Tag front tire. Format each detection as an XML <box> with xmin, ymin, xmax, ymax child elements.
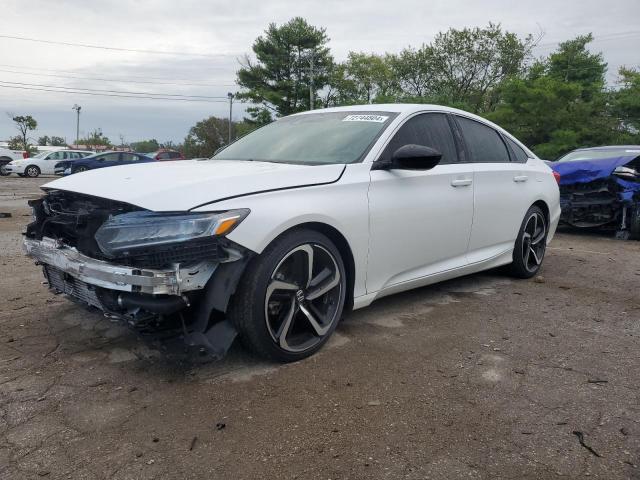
<box><xmin>508</xmin><ymin>205</ymin><xmax>548</xmax><ymax>278</ymax></box>
<box><xmin>229</xmin><ymin>229</ymin><xmax>347</xmax><ymax>362</ymax></box>
<box><xmin>74</xmin><ymin>166</ymin><xmax>88</xmax><ymax>173</ymax></box>
<box><xmin>25</xmin><ymin>165</ymin><xmax>40</xmax><ymax>178</ymax></box>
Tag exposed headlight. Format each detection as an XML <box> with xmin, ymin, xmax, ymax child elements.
<box><xmin>613</xmin><ymin>166</ymin><xmax>638</xmax><ymax>179</ymax></box>
<box><xmin>94</xmin><ymin>209</ymin><xmax>250</xmax><ymax>256</ymax></box>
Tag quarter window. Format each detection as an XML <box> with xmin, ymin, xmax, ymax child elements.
<box><xmin>456</xmin><ymin>116</ymin><xmax>510</xmax><ymax>163</ymax></box>
<box><xmin>505</xmin><ymin>137</ymin><xmax>530</xmax><ymax>163</ymax></box>
<box><xmin>380</xmin><ymin>113</ymin><xmax>458</xmax><ymax>165</ymax></box>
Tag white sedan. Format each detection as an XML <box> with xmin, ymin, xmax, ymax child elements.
<box><xmin>5</xmin><ymin>149</ymin><xmax>92</xmax><ymax>177</ymax></box>
<box><xmin>24</xmin><ymin>104</ymin><xmax>560</xmax><ymax>362</ymax></box>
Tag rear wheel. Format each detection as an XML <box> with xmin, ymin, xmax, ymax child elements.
<box><xmin>25</xmin><ymin>165</ymin><xmax>40</xmax><ymax>178</ymax></box>
<box><xmin>229</xmin><ymin>229</ymin><xmax>347</xmax><ymax>362</ymax></box>
<box><xmin>508</xmin><ymin>205</ymin><xmax>548</xmax><ymax>278</ymax></box>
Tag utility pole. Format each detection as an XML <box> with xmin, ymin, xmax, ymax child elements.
<box><xmin>72</xmin><ymin>104</ymin><xmax>81</xmax><ymax>144</ymax></box>
<box><xmin>227</xmin><ymin>92</ymin><xmax>234</xmax><ymax>145</ymax></box>
<box><xmin>309</xmin><ymin>53</ymin><xmax>314</xmax><ymax>110</ymax></box>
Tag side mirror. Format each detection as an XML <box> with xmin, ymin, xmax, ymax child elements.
<box><xmin>390</xmin><ymin>144</ymin><xmax>442</xmax><ymax>170</ymax></box>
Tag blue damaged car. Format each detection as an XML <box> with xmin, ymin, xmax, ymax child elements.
<box><xmin>549</xmin><ymin>146</ymin><xmax>640</xmax><ymax>239</ymax></box>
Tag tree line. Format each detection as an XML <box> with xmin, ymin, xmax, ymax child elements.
<box><xmin>235</xmin><ymin>18</ymin><xmax>640</xmax><ymax>159</ymax></box>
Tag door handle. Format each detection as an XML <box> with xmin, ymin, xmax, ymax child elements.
<box><xmin>451</xmin><ymin>178</ymin><xmax>472</xmax><ymax>187</ymax></box>
<box><xmin>513</xmin><ymin>175</ymin><xmax>529</xmax><ymax>183</ymax></box>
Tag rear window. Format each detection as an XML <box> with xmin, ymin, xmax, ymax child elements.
<box><xmin>457</xmin><ymin>116</ymin><xmax>510</xmax><ymax>163</ymax></box>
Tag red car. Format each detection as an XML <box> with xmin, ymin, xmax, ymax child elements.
<box><xmin>145</xmin><ymin>149</ymin><xmax>185</xmax><ymax>161</ymax></box>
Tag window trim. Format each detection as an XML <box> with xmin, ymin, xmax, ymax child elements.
<box><xmin>373</xmin><ymin>111</ymin><xmax>462</xmax><ymax>168</ymax></box>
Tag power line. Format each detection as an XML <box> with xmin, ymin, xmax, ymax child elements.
<box><xmin>0</xmin><ymin>80</ymin><xmax>228</xmax><ymax>99</ymax></box>
<box><xmin>0</xmin><ymin>84</ymin><xmax>247</xmax><ymax>103</ymax></box>
<box><xmin>535</xmin><ymin>30</ymin><xmax>640</xmax><ymax>48</ymax></box>
<box><xmin>0</xmin><ymin>68</ymin><xmax>238</xmax><ymax>87</ymax></box>
<box><xmin>0</xmin><ymin>34</ymin><xmax>238</xmax><ymax>58</ymax></box>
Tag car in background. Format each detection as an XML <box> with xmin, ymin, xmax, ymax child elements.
<box><xmin>549</xmin><ymin>146</ymin><xmax>640</xmax><ymax>238</ymax></box>
<box><xmin>55</xmin><ymin>151</ymin><xmax>156</xmax><ymax>175</ymax></box>
<box><xmin>0</xmin><ymin>147</ymin><xmax>27</xmax><ymax>176</ymax></box>
<box><xmin>4</xmin><ymin>150</ymin><xmax>92</xmax><ymax>177</ymax></box>
<box><xmin>145</xmin><ymin>149</ymin><xmax>185</xmax><ymax>161</ymax></box>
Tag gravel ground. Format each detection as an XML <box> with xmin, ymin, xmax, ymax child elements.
<box><xmin>0</xmin><ymin>176</ymin><xmax>639</xmax><ymax>479</ymax></box>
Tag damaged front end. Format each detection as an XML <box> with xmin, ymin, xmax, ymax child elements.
<box><xmin>23</xmin><ymin>190</ymin><xmax>253</xmax><ymax>358</ymax></box>
<box><xmin>553</xmin><ymin>156</ymin><xmax>640</xmax><ymax>239</ymax></box>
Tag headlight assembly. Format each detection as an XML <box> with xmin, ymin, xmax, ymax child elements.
<box><xmin>94</xmin><ymin>209</ymin><xmax>249</xmax><ymax>257</ymax></box>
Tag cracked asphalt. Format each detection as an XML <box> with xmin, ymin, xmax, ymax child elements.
<box><xmin>1</xmin><ymin>176</ymin><xmax>639</xmax><ymax>479</ymax></box>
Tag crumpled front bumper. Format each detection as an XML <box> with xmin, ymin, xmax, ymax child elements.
<box><xmin>23</xmin><ymin>237</ymin><xmax>217</xmax><ymax>295</ymax></box>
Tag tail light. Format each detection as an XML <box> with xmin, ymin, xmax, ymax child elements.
<box><xmin>22</xmin><ymin>151</ymin><xmax>28</xmax><ymax>159</ymax></box>
<box><xmin>553</xmin><ymin>171</ymin><xmax>561</xmax><ymax>185</ymax></box>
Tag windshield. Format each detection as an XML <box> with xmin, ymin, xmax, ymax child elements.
<box><xmin>557</xmin><ymin>148</ymin><xmax>640</xmax><ymax>162</ymax></box>
<box><xmin>32</xmin><ymin>151</ymin><xmax>49</xmax><ymax>159</ymax></box>
<box><xmin>213</xmin><ymin>111</ymin><xmax>396</xmax><ymax>165</ymax></box>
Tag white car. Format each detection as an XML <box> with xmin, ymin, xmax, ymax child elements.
<box><xmin>0</xmin><ymin>147</ymin><xmax>26</xmax><ymax>176</ymax></box>
<box><xmin>5</xmin><ymin>149</ymin><xmax>92</xmax><ymax>177</ymax></box>
<box><xmin>24</xmin><ymin>104</ymin><xmax>560</xmax><ymax>362</ymax></box>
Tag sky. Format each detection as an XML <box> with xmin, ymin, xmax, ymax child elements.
<box><xmin>0</xmin><ymin>0</ymin><xmax>638</xmax><ymax>144</ymax></box>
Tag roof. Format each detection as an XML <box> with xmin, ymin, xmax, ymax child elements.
<box><xmin>297</xmin><ymin>103</ymin><xmax>456</xmax><ymax>115</ymax></box>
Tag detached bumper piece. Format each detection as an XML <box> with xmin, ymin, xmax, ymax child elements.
<box><xmin>24</xmin><ymin>237</ymin><xmax>216</xmax><ymax>295</ymax></box>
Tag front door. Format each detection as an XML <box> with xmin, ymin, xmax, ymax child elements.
<box><xmin>367</xmin><ymin>112</ymin><xmax>474</xmax><ymax>294</ymax></box>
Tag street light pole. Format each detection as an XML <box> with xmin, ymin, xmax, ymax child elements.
<box><xmin>227</xmin><ymin>92</ymin><xmax>234</xmax><ymax>145</ymax></box>
<box><xmin>72</xmin><ymin>104</ymin><xmax>81</xmax><ymax>144</ymax></box>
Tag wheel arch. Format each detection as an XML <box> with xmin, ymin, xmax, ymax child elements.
<box><xmin>267</xmin><ymin>221</ymin><xmax>356</xmax><ymax>313</ymax></box>
<box><xmin>532</xmin><ymin>199</ymin><xmax>550</xmax><ymax>225</ymax></box>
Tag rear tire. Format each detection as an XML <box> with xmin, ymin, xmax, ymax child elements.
<box><xmin>25</xmin><ymin>165</ymin><xmax>40</xmax><ymax>178</ymax></box>
<box><xmin>508</xmin><ymin>205</ymin><xmax>548</xmax><ymax>279</ymax></box>
<box><xmin>228</xmin><ymin>229</ymin><xmax>347</xmax><ymax>362</ymax></box>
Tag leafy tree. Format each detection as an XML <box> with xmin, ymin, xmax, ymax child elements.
<box><xmin>426</xmin><ymin>23</ymin><xmax>534</xmax><ymax>112</ymax></box>
<box><xmin>130</xmin><ymin>139</ymin><xmax>160</xmax><ymax>153</ymax></box>
<box><xmin>613</xmin><ymin>67</ymin><xmax>640</xmax><ymax>132</ymax></box>
<box><xmin>237</xmin><ymin>17</ymin><xmax>333</xmax><ymax>123</ymax></box>
<box><xmin>50</xmin><ymin>136</ymin><xmax>66</xmax><ymax>146</ymax></box>
<box><xmin>486</xmin><ymin>35</ymin><xmax>623</xmax><ymax>159</ymax></box>
<box><xmin>77</xmin><ymin>128</ymin><xmax>111</xmax><ymax>147</ymax></box>
<box><xmin>37</xmin><ymin>135</ymin><xmax>66</xmax><ymax>146</ymax></box>
<box><xmin>10</xmin><ymin>115</ymin><xmax>37</xmax><ymax>151</ymax></box>
<box><xmin>183</xmin><ymin>116</ymin><xmax>232</xmax><ymax>158</ymax></box>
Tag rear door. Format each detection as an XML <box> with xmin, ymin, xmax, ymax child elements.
<box><xmin>367</xmin><ymin>112</ymin><xmax>475</xmax><ymax>294</ymax></box>
<box><xmin>454</xmin><ymin>115</ymin><xmax>536</xmax><ymax>263</ymax></box>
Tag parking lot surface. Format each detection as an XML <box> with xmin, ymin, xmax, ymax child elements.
<box><xmin>1</xmin><ymin>176</ymin><xmax>639</xmax><ymax>479</ymax></box>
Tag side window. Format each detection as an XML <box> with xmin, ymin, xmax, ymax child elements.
<box><xmin>456</xmin><ymin>116</ymin><xmax>510</xmax><ymax>163</ymax></box>
<box><xmin>120</xmin><ymin>153</ymin><xmax>136</xmax><ymax>161</ymax></box>
<box><xmin>380</xmin><ymin>113</ymin><xmax>458</xmax><ymax>165</ymax></box>
<box><xmin>103</xmin><ymin>153</ymin><xmax>119</xmax><ymax>162</ymax></box>
<box><xmin>157</xmin><ymin>152</ymin><xmax>170</xmax><ymax>160</ymax></box>
<box><xmin>505</xmin><ymin>137</ymin><xmax>530</xmax><ymax>163</ymax></box>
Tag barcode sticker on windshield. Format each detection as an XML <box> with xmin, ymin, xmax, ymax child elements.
<box><xmin>343</xmin><ymin>114</ymin><xmax>389</xmax><ymax>123</ymax></box>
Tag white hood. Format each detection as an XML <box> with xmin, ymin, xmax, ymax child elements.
<box><xmin>43</xmin><ymin>159</ymin><xmax>345</xmax><ymax>211</ymax></box>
